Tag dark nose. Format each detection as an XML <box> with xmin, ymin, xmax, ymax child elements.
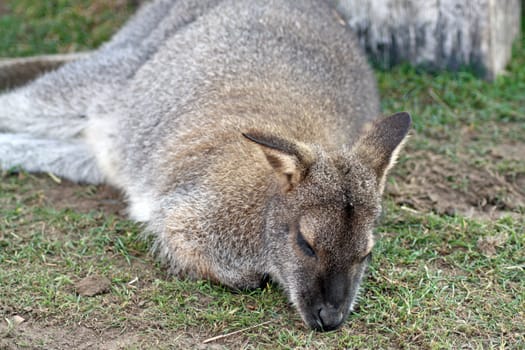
<box><xmin>318</xmin><ymin>305</ymin><xmax>344</xmax><ymax>331</ymax></box>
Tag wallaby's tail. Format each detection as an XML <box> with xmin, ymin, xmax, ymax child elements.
<box><xmin>0</xmin><ymin>52</ymin><xmax>90</xmax><ymax>91</ymax></box>
<box><xmin>0</xmin><ymin>51</ymin><xmax>99</xmax><ymax>140</ymax></box>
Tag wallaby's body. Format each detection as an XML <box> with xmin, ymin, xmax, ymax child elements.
<box><xmin>0</xmin><ymin>0</ymin><xmax>410</xmax><ymax>331</ymax></box>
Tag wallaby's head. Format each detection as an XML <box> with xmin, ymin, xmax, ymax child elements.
<box><xmin>243</xmin><ymin>112</ymin><xmax>411</xmax><ymax>331</ymax></box>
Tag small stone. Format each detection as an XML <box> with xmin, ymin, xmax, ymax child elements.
<box><xmin>75</xmin><ymin>275</ymin><xmax>111</xmax><ymax>297</ymax></box>
<box><xmin>12</xmin><ymin>315</ymin><xmax>25</xmax><ymax>326</ymax></box>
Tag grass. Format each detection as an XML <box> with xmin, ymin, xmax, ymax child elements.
<box><xmin>1</xmin><ymin>1</ymin><xmax>524</xmax><ymax>349</ymax></box>
<box><xmin>0</xmin><ymin>0</ymin><xmax>135</xmax><ymax>56</ymax></box>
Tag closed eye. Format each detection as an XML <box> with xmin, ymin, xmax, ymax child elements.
<box><xmin>296</xmin><ymin>230</ymin><xmax>316</xmax><ymax>257</ymax></box>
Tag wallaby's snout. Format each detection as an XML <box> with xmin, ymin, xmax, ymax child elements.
<box><xmin>318</xmin><ymin>305</ymin><xmax>345</xmax><ymax>331</ymax></box>
<box><xmin>314</xmin><ymin>253</ymin><xmax>372</xmax><ymax>331</ymax></box>
<box><xmin>306</xmin><ymin>272</ymin><xmax>355</xmax><ymax>331</ymax></box>
<box><xmin>291</xmin><ymin>250</ymin><xmax>373</xmax><ymax>332</ymax></box>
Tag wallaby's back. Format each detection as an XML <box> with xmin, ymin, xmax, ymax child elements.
<box><xmin>89</xmin><ymin>0</ymin><xmax>380</xmax><ymax>218</ymax></box>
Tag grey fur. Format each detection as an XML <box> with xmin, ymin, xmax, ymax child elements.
<box><xmin>0</xmin><ymin>0</ymin><xmax>410</xmax><ymax>331</ymax></box>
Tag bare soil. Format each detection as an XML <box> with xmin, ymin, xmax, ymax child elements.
<box><xmin>35</xmin><ymin>176</ymin><xmax>125</xmax><ymax>215</ymax></box>
<box><xmin>0</xmin><ymin>312</ymin><xmax>259</xmax><ymax>349</ymax></box>
<box><xmin>0</xmin><ymin>321</ymin><xmax>228</xmax><ymax>350</ymax></box>
<box><xmin>0</xmin><ymin>1</ymin><xmax>9</xmax><ymax>16</ymax></box>
<box><xmin>1</xmin><ymin>323</ymin><xmax>141</xmax><ymax>350</ymax></box>
<box><xmin>387</xmin><ymin>134</ymin><xmax>525</xmax><ymax>220</ymax></box>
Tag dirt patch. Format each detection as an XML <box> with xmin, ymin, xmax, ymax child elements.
<box><xmin>0</xmin><ymin>319</ymin><xmax>251</xmax><ymax>349</ymax></box>
<box><xmin>43</xmin><ymin>180</ymin><xmax>125</xmax><ymax>216</ymax></box>
<box><xmin>1</xmin><ymin>322</ymin><xmax>145</xmax><ymax>350</ymax></box>
<box><xmin>0</xmin><ymin>2</ymin><xmax>9</xmax><ymax>16</ymax></box>
<box><xmin>387</xmin><ymin>137</ymin><xmax>525</xmax><ymax>220</ymax></box>
<box><xmin>14</xmin><ymin>173</ymin><xmax>126</xmax><ymax>216</ymax></box>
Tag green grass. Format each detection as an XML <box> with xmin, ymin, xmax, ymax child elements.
<box><xmin>1</xmin><ymin>1</ymin><xmax>524</xmax><ymax>349</ymax></box>
<box><xmin>0</xmin><ymin>0</ymin><xmax>134</xmax><ymax>56</ymax></box>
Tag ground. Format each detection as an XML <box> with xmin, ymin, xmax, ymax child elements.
<box><xmin>1</xmin><ymin>1</ymin><xmax>524</xmax><ymax>349</ymax></box>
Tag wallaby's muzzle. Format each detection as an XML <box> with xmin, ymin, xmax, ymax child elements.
<box><xmin>287</xmin><ymin>245</ymin><xmax>372</xmax><ymax>331</ymax></box>
<box><xmin>301</xmin><ymin>299</ymin><xmax>352</xmax><ymax>332</ymax></box>
<box><xmin>317</xmin><ymin>305</ymin><xmax>345</xmax><ymax>331</ymax></box>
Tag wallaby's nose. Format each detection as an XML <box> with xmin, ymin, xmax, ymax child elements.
<box><xmin>318</xmin><ymin>306</ymin><xmax>344</xmax><ymax>331</ymax></box>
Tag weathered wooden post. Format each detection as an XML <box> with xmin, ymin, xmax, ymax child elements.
<box><xmin>334</xmin><ymin>0</ymin><xmax>522</xmax><ymax>79</ymax></box>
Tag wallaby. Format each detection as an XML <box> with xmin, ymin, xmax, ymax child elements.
<box><xmin>0</xmin><ymin>0</ymin><xmax>411</xmax><ymax>331</ymax></box>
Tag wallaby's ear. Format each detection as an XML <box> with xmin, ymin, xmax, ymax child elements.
<box><xmin>354</xmin><ymin>112</ymin><xmax>411</xmax><ymax>188</ymax></box>
<box><xmin>243</xmin><ymin>131</ymin><xmax>314</xmax><ymax>192</ymax></box>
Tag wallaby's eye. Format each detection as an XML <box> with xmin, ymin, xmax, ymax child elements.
<box><xmin>345</xmin><ymin>202</ymin><xmax>354</xmax><ymax>216</ymax></box>
<box><xmin>296</xmin><ymin>230</ymin><xmax>316</xmax><ymax>257</ymax></box>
